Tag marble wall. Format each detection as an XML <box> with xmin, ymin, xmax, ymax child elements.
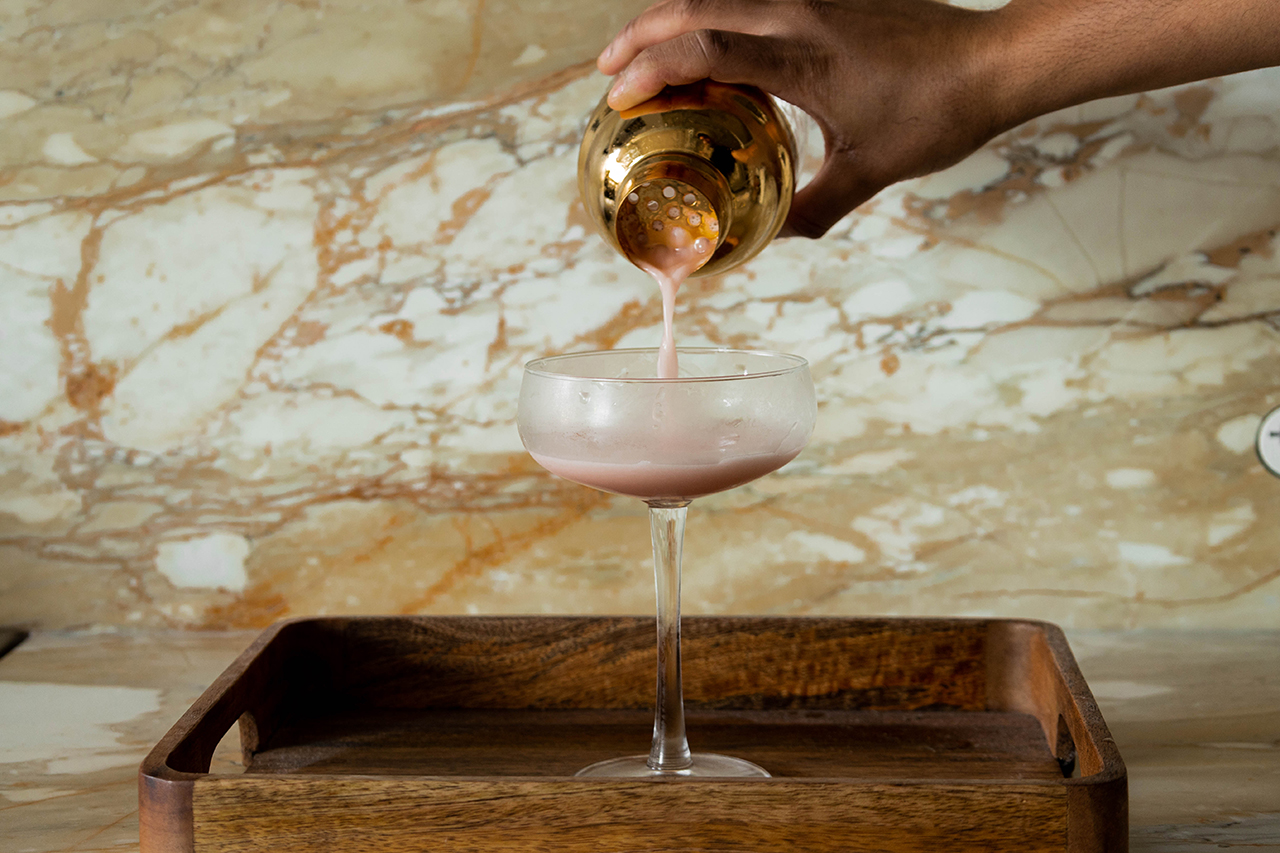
<box><xmin>2</xmin><ymin>0</ymin><xmax>1278</xmax><ymax>631</ymax></box>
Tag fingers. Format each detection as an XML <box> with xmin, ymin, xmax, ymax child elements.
<box><xmin>599</xmin><ymin>0</ymin><xmax>783</xmax><ymax>76</ymax></box>
<box><xmin>782</xmin><ymin>152</ymin><xmax>881</xmax><ymax>238</ymax></box>
<box><xmin>608</xmin><ymin>29</ymin><xmax>803</xmax><ymax>111</ymax></box>
<box><xmin>597</xmin><ymin>0</ymin><xmax>878</xmax><ymax>236</ymax></box>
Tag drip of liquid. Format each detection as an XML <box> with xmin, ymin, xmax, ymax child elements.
<box><xmin>633</xmin><ymin>228</ymin><xmax>704</xmax><ymax>379</ymax></box>
<box><xmin>618</xmin><ymin>180</ymin><xmax>719</xmax><ymax>378</ymax></box>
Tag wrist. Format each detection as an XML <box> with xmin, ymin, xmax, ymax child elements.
<box><xmin>935</xmin><ymin>2</ymin><xmax>1045</xmax><ymax>150</ymax></box>
<box><xmin>978</xmin><ymin>0</ymin><xmax>1280</xmax><ymax>132</ymax></box>
<box><xmin>972</xmin><ymin>0</ymin><xmax>1077</xmax><ymax>135</ymax></box>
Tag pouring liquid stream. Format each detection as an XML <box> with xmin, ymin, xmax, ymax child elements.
<box><xmin>633</xmin><ymin>244</ymin><xmax>702</xmax><ymax>380</ymax></box>
<box><xmin>620</xmin><ymin>181</ymin><xmax>718</xmax><ymax>379</ymax></box>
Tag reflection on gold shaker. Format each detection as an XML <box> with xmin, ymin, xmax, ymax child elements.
<box><xmin>578</xmin><ymin>81</ymin><xmax>798</xmax><ymax>277</ymax></box>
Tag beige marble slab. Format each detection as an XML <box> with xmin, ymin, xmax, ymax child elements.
<box><xmin>0</xmin><ymin>629</ymin><xmax>1276</xmax><ymax>851</ymax></box>
<box><xmin>1</xmin><ymin>0</ymin><xmax>1279</xmax><ymax>631</ymax></box>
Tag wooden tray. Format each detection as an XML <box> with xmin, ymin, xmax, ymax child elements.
<box><xmin>139</xmin><ymin>616</ymin><xmax>1126</xmax><ymax>852</ymax></box>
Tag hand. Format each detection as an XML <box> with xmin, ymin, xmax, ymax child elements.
<box><xmin>599</xmin><ymin>0</ymin><xmax>1280</xmax><ymax>240</ymax></box>
<box><xmin>598</xmin><ymin>0</ymin><xmax>1012</xmax><ymax>238</ymax></box>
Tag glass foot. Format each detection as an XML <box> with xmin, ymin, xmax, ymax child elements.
<box><xmin>575</xmin><ymin>753</ymin><xmax>770</xmax><ymax>778</ymax></box>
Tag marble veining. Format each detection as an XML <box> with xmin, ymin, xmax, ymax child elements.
<box><xmin>1</xmin><ymin>0</ymin><xmax>1279</xmax><ymax>630</ymax></box>
<box><xmin>0</xmin><ymin>681</ymin><xmax>161</xmax><ymax>773</ymax></box>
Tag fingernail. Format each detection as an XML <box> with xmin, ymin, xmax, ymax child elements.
<box><xmin>600</xmin><ymin>42</ymin><xmax>614</xmax><ymax>61</ymax></box>
<box><xmin>609</xmin><ymin>75</ymin><xmax>626</xmax><ymax>103</ymax></box>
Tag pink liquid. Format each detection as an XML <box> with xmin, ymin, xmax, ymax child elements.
<box><xmin>530</xmin><ymin>448</ymin><xmax>801</xmax><ymax>501</ymax></box>
<box><xmin>630</xmin><ymin>215</ymin><xmax>711</xmax><ymax>379</ymax></box>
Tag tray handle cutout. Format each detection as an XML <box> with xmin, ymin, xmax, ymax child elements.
<box><xmin>985</xmin><ymin>620</ymin><xmax>1128</xmax><ymax>852</ymax></box>
<box><xmin>1055</xmin><ymin>713</ymin><xmax>1079</xmax><ymax>778</ymax></box>
<box><xmin>140</xmin><ymin>620</ymin><xmax>332</xmax><ymax>853</ymax></box>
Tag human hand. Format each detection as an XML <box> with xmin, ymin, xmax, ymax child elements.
<box><xmin>597</xmin><ymin>0</ymin><xmax>1013</xmax><ymax>238</ymax></box>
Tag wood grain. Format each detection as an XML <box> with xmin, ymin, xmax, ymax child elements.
<box><xmin>322</xmin><ymin>616</ymin><xmax>990</xmax><ymax>711</ymax></box>
<box><xmin>138</xmin><ymin>616</ymin><xmax>1126</xmax><ymax>853</ymax></box>
<box><xmin>192</xmin><ymin>777</ymin><xmax>1068</xmax><ymax>853</ymax></box>
<box><xmin>244</xmin><ymin>707</ymin><xmax>1064</xmax><ymax>779</ymax></box>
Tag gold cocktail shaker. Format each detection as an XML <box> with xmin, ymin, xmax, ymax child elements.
<box><xmin>578</xmin><ymin>81</ymin><xmax>798</xmax><ymax>278</ymax></box>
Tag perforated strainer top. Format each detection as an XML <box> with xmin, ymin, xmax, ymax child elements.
<box><xmin>615</xmin><ymin>177</ymin><xmax>721</xmax><ymax>271</ymax></box>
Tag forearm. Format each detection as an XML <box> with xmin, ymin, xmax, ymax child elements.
<box><xmin>989</xmin><ymin>0</ymin><xmax>1280</xmax><ymax>129</ymax></box>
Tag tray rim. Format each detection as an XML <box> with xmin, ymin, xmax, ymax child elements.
<box><xmin>138</xmin><ymin>615</ymin><xmax>1127</xmax><ymax>852</ymax></box>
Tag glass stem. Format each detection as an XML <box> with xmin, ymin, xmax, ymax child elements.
<box><xmin>646</xmin><ymin>499</ymin><xmax>693</xmax><ymax>772</ymax></box>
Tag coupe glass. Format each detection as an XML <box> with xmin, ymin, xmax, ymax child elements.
<box><xmin>517</xmin><ymin>347</ymin><xmax>816</xmax><ymax>777</ymax></box>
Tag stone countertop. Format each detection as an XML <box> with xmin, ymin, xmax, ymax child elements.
<box><xmin>1</xmin><ymin>628</ymin><xmax>1276</xmax><ymax>851</ymax></box>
